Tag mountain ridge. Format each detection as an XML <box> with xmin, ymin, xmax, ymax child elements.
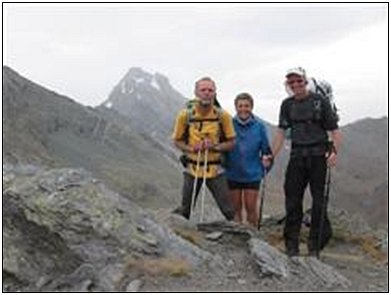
<box><xmin>3</xmin><ymin>65</ymin><xmax>388</xmax><ymax>227</ymax></box>
<box><xmin>3</xmin><ymin>66</ymin><xmax>180</xmax><ymax>209</ymax></box>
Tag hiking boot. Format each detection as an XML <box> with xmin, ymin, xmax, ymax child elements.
<box><xmin>172</xmin><ymin>206</ymin><xmax>182</xmax><ymax>214</ymax></box>
<box><xmin>307</xmin><ymin>250</ymin><xmax>319</xmax><ymax>258</ymax></box>
<box><xmin>286</xmin><ymin>249</ymin><xmax>299</xmax><ymax>258</ymax></box>
<box><xmin>172</xmin><ymin>206</ymin><xmax>189</xmax><ymax>219</ymax></box>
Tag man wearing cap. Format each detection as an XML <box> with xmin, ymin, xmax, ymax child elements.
<box><xmin>264</xmin><ymin>67</ymin><xmax>342</xmax><ymax>258</ymax></box>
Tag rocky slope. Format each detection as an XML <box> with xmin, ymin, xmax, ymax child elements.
<box><xmin>333</xmin><ymin>117</ymin><xmax>388</xmax><ymax>228</ymax></box>
<box><xmin>3</xmin><ymin>66</ymin><xmax>180</xmax><ymax>209</ymax></box>
<box><xmin>3</xmin><ymin>165</ymin><xmax>221</xmax><ymax>291</ymax></box>
<box><xmin>2</xmin><ymin>66</ymin><xmax>388</xmax><ymax>291</ymax></box>
<box><xmin>3</xmin><ymin>165</ymin><xmax>387</xmax><ymax>292</ymax></box>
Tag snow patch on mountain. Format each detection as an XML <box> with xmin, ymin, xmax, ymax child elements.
<box><xmin>135</xmin><ymin>77</ymin><xmax>145</xmax><ymax>84</ymax></box>
<box><xmin>151</xmin><ymin>77</ymin><xmax>160</xmax><ymax>91</ymax></box>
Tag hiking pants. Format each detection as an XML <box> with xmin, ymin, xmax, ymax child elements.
<box><xmin>180</xmin><ymin>172</ymin><xmax>235</xmax><ymax>221</ymax></box>
<box><xmin>283</xmin><ymin>155</ymin><xmax>332</xmax><ymax>253</ymax></box>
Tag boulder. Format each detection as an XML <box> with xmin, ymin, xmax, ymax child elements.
<box><xmin>249</xmin><ymin>238</ymin><xmax>351</xmax><ymax>290</ymax></box>
<box><xmin>3</xmin><ymin>166</ymin><xmax>220</xmax><ymax>291</ymax></box>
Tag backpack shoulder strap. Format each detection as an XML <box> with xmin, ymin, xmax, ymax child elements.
<box><xmin>185</xmin><ymin>99</ymin><xmax>197</xmax><ymax>124</ymax></box>
<box><xmin>311</xmin><ymin>93</ymin><xmax>326</xmax><ymax>123</ymax></box>
<box><xmin>183</xmin><ymin>104</ymin><xmax>196</xmax><ymax>143</ymax></box>
<box><xmin>312</xmin><ymin>78</ymin><xmax>327</xmax><ymax>98</ymax></box>
<box><xmin>213</xmin><ymin>106</ymin><xmax>226</xmax><ymax>141</ymax></box>
<box><xmin>284</xmin><ymin>96</ymin><xmax>295</xmax><ymax>125</ymax></box>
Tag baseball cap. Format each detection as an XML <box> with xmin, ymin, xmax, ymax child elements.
<box><xmin>286</xmin><ymin>67</ymin><xmax>307</xmax><ymax>79</ymax></box>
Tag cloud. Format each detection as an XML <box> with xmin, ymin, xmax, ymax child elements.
<box><xmin>4</xmin><ymin>3</ymin><xmax>388</xmax><ymax>124</ymax></box>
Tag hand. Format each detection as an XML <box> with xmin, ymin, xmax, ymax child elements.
<box><xmin>326</xmin><ymin>151</ymin><xmax>337</xmax><ymax>167</ymax></box>
<box><xmin>262</xmin><ymin>155</ymin><xmax>273</xmax><ymax>168</ymax></box>
<box><xmin>192</xmin><ymin>142</ymin><xmax>203</xmax><ymax>153</ymax></box>
<box><xmin>203</xmin><ymin>138</ymin><xmax>214</xmax><ymax>151</ymax></box>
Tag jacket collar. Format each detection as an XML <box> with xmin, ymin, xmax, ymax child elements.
<box><xmin>234</xmin><ymin>114</ymin><xmax>255</xmax><ymax>126</ymax></box>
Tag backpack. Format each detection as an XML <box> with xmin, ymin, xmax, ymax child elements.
<box><xmin>182</xmin><ymin>98</ymin><xmax>224</xmax><ymax>144</ymax></box>
<box><xmin>308</xmin><ymin>78</ymin><xmax>339</xmax><ymax>122</ymax></box>
<box><xmin>179</xmin><ymin>99</ymin><xmax>226</xmax><ymax>168</ymax></box>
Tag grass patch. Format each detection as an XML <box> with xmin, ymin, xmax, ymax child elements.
<box><xmin>333</xmin><ymin>230</ymin><xmax>388</xmax><ymax>263</ymax></box>
<box><xmin>173</xmin><ymin>227</ymin><xmax>203</xmax><ymax>247</ymax></box>
<box><xmin>124</xmin><ymin>257</ymin><xmax>191</xmax><ymax>277</ymax></box>
<box><xmin>265</xmin><ymin>231</ymin><xmax>284</xmax><ymax>249</ymax></box>
<box><xmin>319</xmin><ymin>226</ymin><xmax>388</xmax><ymax>263</ymax></box>
<box><xmin>265</xmin><ymin>226</ymin><xmax>387</xmax><ymax>264</ymax></box>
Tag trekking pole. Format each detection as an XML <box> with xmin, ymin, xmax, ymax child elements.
<box><xmin>189</xmin><ymin>150</ymin><xmax>201</xmax><ymax>220</ymax></box>
<box><xmin>317</xmin><ymin>165</ymin><xmax>331</xmax><ymax>257</ymax></box>
<box><xmin>258</xmin><ymin>166</ymin><xmax>267</xmax><ymax>230</ymax></box>
<box><xmin>199</xmin><ymin>148</ymin><xmax>208</xmax><ymax>223</ymax></box>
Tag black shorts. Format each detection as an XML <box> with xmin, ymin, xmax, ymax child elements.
<box><xmin>227</xmin><ymin>180</ymin><xmax>261</xmax><ymax>190</ymax></box>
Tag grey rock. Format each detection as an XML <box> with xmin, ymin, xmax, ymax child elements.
<box><xmin>249</xmin><ymin>238</ymin><xmax>351</xmax><ymax>289</ymax></box>
<box><xmin>294</xmin><ymin>256</ymin><xmax>351</xmax><ymax>289</ymax></box>
<box><xmin>126</xmin><ymin>279</ymin><xmax>143</xmax><ymax>292</ymax></box>
<box><xmin>238</xmin><ymin>278</ymin><xmax>246</xmax><ymax>285</ymax></box>
<box><xmin>197</xmin><ymin>220</ymin><xmax>255</xmax><ymax>240</ymax></box>
<box><xmin>227</xmin><ymin>272</ymin><xmax>239</xmax><ymax>279</ymax></box>
<box><xmin>3</xmin><ymin>167</ymin><xmax>220</xmax><ymax>291</ymax></box>
<box><xmin>205</xmin><ymin>231</ymin><xmax>223</xmax><ymax>241</ymax></box>
<box><xmin>248</xmin><ymin>238</ymin><xmax>289</xmax><ymax>278</ymax></box>
<box><xmin>143</xmin><ymin>217</ymin><xmax>222</xmax><ymax>269</ymax></box>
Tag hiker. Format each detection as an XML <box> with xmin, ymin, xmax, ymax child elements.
<box><xmin>224</xmin><ymin>93</ymin><xmax>272</xmax><ymax>228</ymax></box>
<box><xmin>172</xmin><ymin>77</ymin><xmax>236</xmax><ymax>221</ymax></box>
<box><xmin>263</xmin><ymin>67</ymin><xmax>342</xmax><ymax>257</ymax></box>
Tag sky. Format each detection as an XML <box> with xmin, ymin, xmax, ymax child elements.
<box><xmin>4</xmin><ymin>3</ymin><xmax>388</xmax><ymax>125</ymax></box>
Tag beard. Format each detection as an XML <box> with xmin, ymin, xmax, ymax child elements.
<box><xmin>199</xmin><ymin>99</ymin><xmax>212</xmax><ymax>107</ymax></box>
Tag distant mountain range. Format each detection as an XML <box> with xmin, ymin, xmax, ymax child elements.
<box><xmin>3</xmin><ymin>66</ymin><xmax>388</xmax><ymax>228</ymax></box>
<box><xmin>333</xmin><ymin>117</ymin><xmax>388</xmax><ymax>227</ymax></box>
<box><xmin>3</xmin><ymin>66</ymin><xmax>179</xmax><ymax>209</ymax></box>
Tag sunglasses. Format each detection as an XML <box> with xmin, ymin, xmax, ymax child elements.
<box><xmin>287</xmin><ymin>79</ymin><xmax>305</xmax><ymax>85</ymax></box>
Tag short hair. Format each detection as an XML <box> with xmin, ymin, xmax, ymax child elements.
<box><xmin>234</xmin><ymin>93</ymin><xmax>254</xmax><ymax>108</ymax></box>
<box><xmin>195</xmin><ymin>76</ymin><xmax>216</xmax><ymax>91</ymax></box>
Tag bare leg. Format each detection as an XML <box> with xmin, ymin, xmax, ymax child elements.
<box><xmin>230</xmin><ymin>189</ymin><xmax>243</xmax><ymax>223</ymax></box>
<box><xmin>243</xmin><ymin>189</ymin><xmax>260</xmax><ymax>228</ymax></box>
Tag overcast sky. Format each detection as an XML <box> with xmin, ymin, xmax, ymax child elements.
<box><xmin>4</xmin><ymin>3</ymin><xmax>388</xmax><ymax>125</ymax></box>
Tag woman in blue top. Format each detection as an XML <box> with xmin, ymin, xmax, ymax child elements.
<box><xmin>225</xmin><ymin>93</ymin><xmax>271</xmax><ymax>228</ymax></box>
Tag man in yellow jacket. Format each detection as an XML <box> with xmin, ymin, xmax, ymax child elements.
<box><xmin>172</xmin><ymin>77</ymin><xmax>236</xmax><ymax>220</ymax></box>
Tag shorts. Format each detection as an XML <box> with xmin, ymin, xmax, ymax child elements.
<box><xmin>227</xmin><ymin>180</ymin><xmax>261</xmax><ymax>190</ymax></box>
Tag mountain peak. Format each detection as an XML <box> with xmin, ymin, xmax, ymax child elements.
<box><xmin>117</xmin><ymin>67</ymin><xmax>172</xmax><ymax>94</ymax></box>
<box><xmin>124</xmin><ymin>67</ymin><xmax>153</xmax><ymax>82</ymax></box>
<box><xmin>101</xmin><ymin>67</ymin><xmax>186</xmax><ymax>138</ymax></box>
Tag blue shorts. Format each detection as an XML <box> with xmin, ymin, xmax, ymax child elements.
<box><xmin>227</xmin><ymin>180</ymin><xmax>261</xmax><ymax>190</ymax></box>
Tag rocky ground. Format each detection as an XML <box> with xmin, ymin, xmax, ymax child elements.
<box><xmin>3</xmin><ymin>165</ymin><xmax>388</xmax><ymax>292</ymax></box>
<box><xmin>141</xmin><ymin>214</ymin><xmax>388</xmax><ymax>292</ymax></box>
